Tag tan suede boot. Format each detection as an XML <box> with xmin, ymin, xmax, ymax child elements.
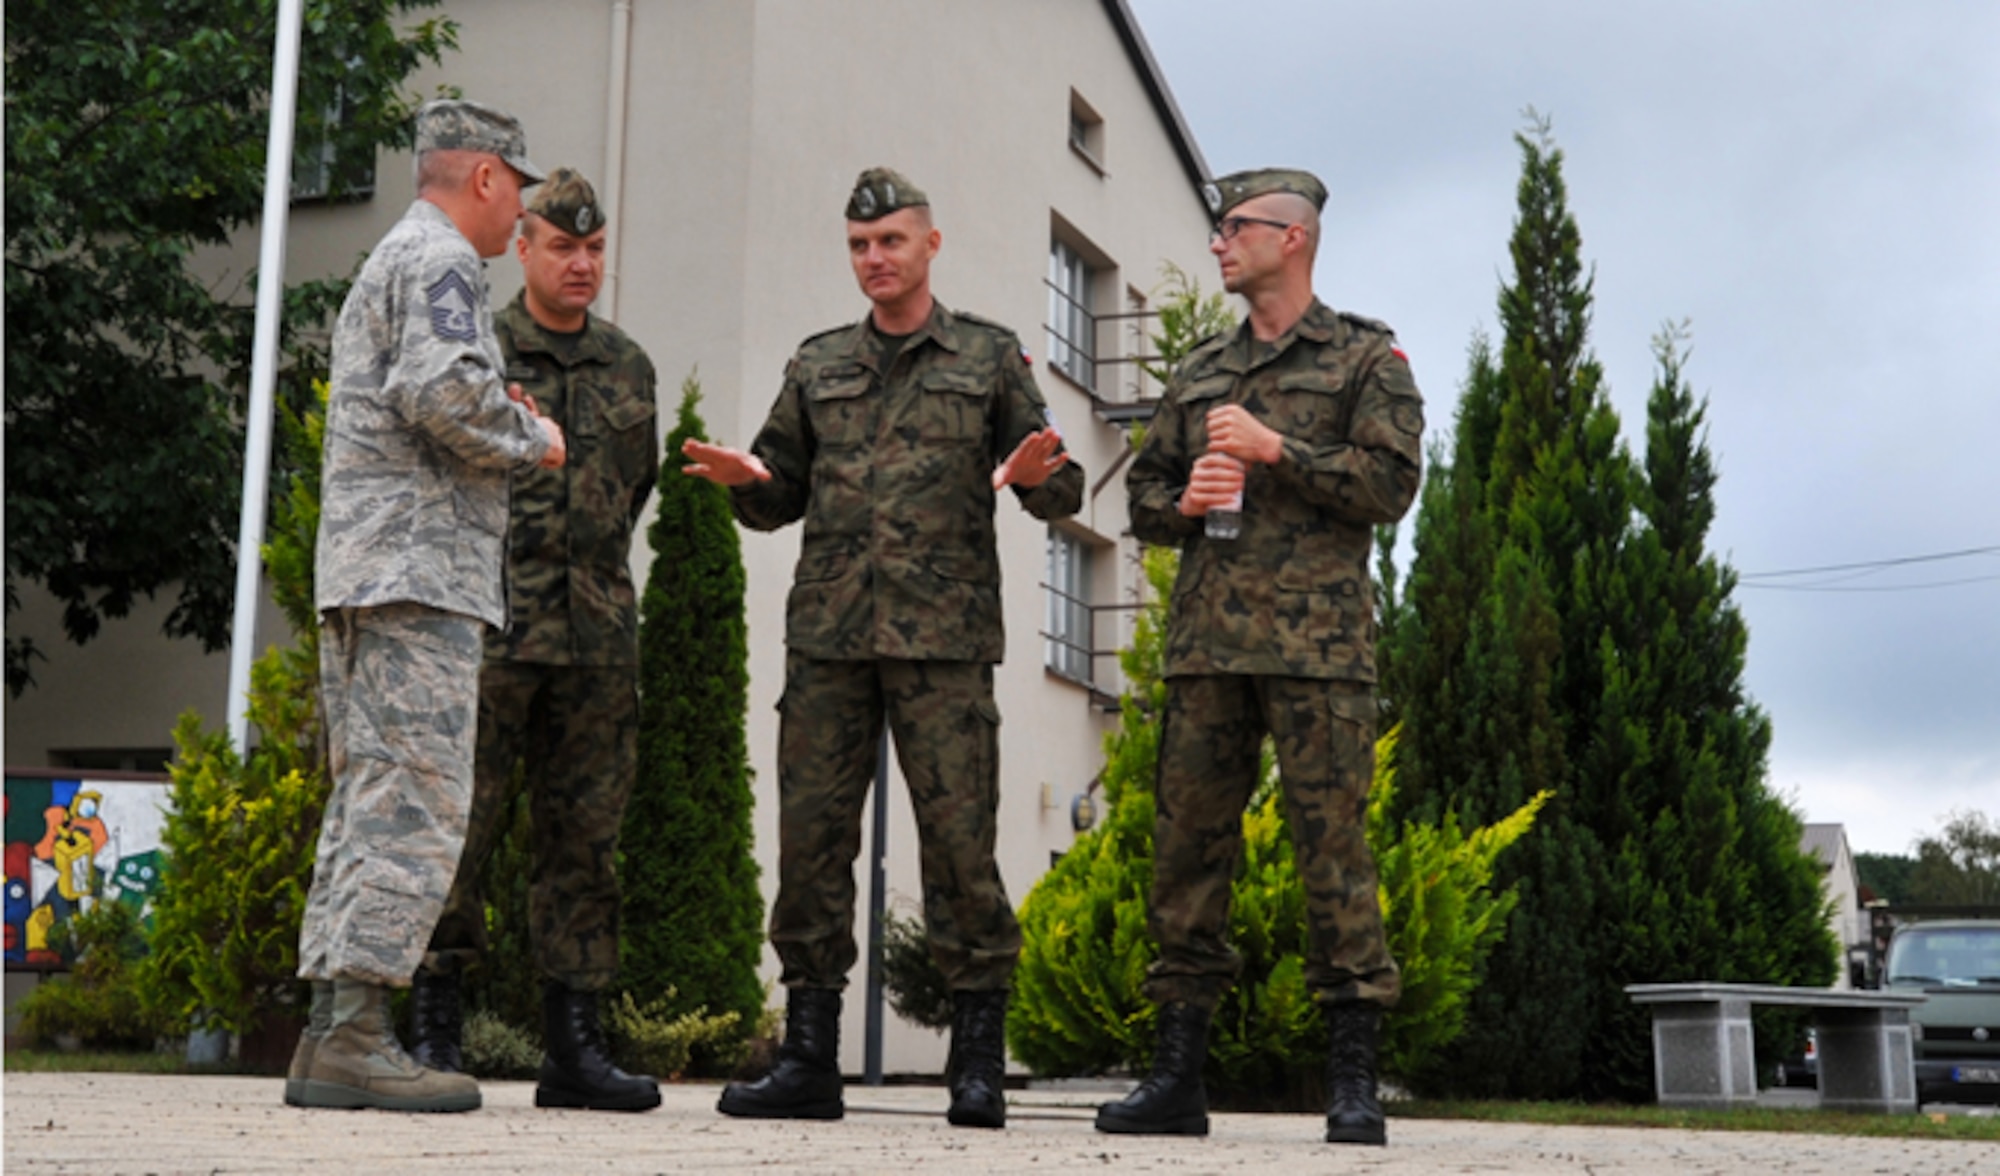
<box><xmin>283</xmin><ymin>981</ymin><xmax>334</xmax><ymax>1107</ymax></box>
<box><xmin>299</xmin><ymin>981</ymin><xmax>480</xmax><ymax>1112</ymax></box>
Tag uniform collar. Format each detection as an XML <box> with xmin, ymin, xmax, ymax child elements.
<box><xmin>1217</xmin><ymin>297</ymin><xmax>1337</xmax><ymax>373</ymax></box>
<box><xmin>842</xmin><ymin>299</ymin><xmax>964</xmax><ymax>372</ymax></box>
<box><xmin>499</xmin><ymin>290</ymin><xmax>613</xmax><ymax>365</ymax></box>
<box><xmin>410</xmin><ymin>197</ymin><xmax>470</xmax><ymax>244</ymax></box>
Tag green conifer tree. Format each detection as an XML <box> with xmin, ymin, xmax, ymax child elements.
<box><xmin>1385</xmin><ymin>118</ymin><xmax>1612</xmax><ymax>1096</ymax></box>
<box><xmin>618</xmin><ymin>373</ymin><xmax>765</xmax><ymax>1066</ymax></box>
<box><xmin>1588</xmin><ymin>326</ymin><xmax>1834</xmax><ymax>1097</ymax></box>
<box><xmin>1381</xmin><ymin>121</ymin><xmax>1836</xmax><ymax>1099</ymax></box>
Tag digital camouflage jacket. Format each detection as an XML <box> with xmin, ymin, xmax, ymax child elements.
<box><xmin>487</xmin><ymin>293</ymin><xmax>659</xmax><ymax>665</ymax></box>
<box><xmin>1128</xmin><ymin>299</ymin><xmax>1424</xmax><ymax>682</ymax></box>
<box><xmin>732</xmin><ymin>301</ymin><xmax>1084</xmax><ymax>663</ymax></box>
<box><xmin>317</xmin><ymin>200</ymin><xmax>551</xmax><ymax>628</ymax></box>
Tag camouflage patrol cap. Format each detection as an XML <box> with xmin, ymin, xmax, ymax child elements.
<box><xmin>1202</xmin><ymin>168</ymin><xmax>1327</xmax><ymax>219</ymax></box>
<box><xmin>845</xmin><ymin>167</ymin><xmax>928</xmax><ymax>221</ymax></box>
<box><xmin>414</xmin><ymin>99</ymin><xmax>546</xmax><ymax>184</ymax></box>
<box><xmin>525</xmin><ymin>168</ymin><xmax>604</xmax><ymax>237</ymax></box>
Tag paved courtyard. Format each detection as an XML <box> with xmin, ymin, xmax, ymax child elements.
<box><xmin>5</xmin><ymin>1072</ymin><xmax>1997</xmax><ymax>1174</ymax></box>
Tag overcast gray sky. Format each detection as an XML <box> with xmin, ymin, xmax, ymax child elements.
<box><xmin>1128</xmin><ymin>0</ymin><xmax>2000</xmax><ymax>857</ymax></box>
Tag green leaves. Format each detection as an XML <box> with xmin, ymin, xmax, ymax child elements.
<box><xmin>4</xmin><ymin>1</ymin><xmax>456</xmax><ymax>693</ymax></box>
<box><xmin>139</xmin><ymin>383</ymin><xmax>329</xmax><ymax>1038</ymax></box>
<box><xmin>1007</xmin><ymin>541</ymin><xmax>1544</xmax><ymax>1103</ymax></box>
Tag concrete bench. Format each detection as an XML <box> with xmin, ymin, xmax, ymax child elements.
<box><xmin>1625</xmin><ymin>983</ymin><xmax>1926</xmax><ymax>1113</ymax></box>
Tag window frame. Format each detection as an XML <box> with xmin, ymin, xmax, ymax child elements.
<box><xmin>1044</xmin><ymin>527</ymin><xmax>1097</xmax><ymax>685</ymax></box>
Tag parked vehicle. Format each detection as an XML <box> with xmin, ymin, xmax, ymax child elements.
<box><xmin>1772</xmin><ymin>1028</ymin><xmax>1818</xmax><ymax>1089</ymax></box>
<box><xmin>1882</xmin><ymin>919</ymin><xmax>2000</xmax><ymax>1104</ymax></box>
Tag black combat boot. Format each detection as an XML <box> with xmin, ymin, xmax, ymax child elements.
<box><xmin>408</xmin><ymin>965</ymin><xmax>463</xmax><ymax>1075</ymax></box>
<box><xmin>945</xmin><ymin>989</ymin><xmax>1008</xmax><ymax>1128</ymax></box>
<box><xmin>1094</xmin><ymin>1002</ymin><xmax>1210</xmax><ymax>1136</ymax></box>
<box><xmin>716</xmin><ymin>988</ymin><xmax>843</xmax><ymax>1120</ymax></box>
<box><xmin>535</xmin><ymin>981</ymin><xmax>662</xmax><ymax>1111</ymax></box>
<box><xmin>1324</xmin><ymin>1003</ymin><xmax>1386</xmax><ymax>1145</ymax></box>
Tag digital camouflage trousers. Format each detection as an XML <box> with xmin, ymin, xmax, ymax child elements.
<box><xmin>770</xmin><ymin>654</ymin><xmax>1019</xmax><ymax>993</ymax></box>
<box><xmin>299</xmin><ymin>603</ymin><xmax>484</xmax><ymax>985</ymax></box>
<box><xmin>424</xmin><ymin>661</ymin><xmax>638</xmax><ymax>990</ymax></box>
<box><xmin>1144</xmin><ymin>673</ymin><xmax>1400</xmax><ymax>1011</ymax></box>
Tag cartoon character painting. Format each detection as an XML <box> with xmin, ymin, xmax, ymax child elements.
<box><xmin>4</xmin><ymin>776</ymin><xmax>170</xmax><ymax>967</ymax></box>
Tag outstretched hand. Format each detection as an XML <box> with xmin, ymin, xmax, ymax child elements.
<box><xmin>993</xmin><ymin>427</ymin><xmax>1069</xmax><ymax>490</ymax></box>
<box><xmin>680</xmin><ymin>438</ymin><xmax>771</xmax><ymax>485</ymax></box>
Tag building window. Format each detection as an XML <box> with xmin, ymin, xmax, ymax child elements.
<box><xmin>1068</xmin><ymin>89</ymin><xmax>1105</xmax><ymax>173</ymax></box>
<box><xmin>292</xmin><ymin>72</ymin><xmax>376</xmax><ymax>204</ymax></box>
<box><xmin>49</xmin><ymin>748</ymin><xmax>174</xmax><ymax>774</ymax></box>
<box><xmin>1045</xmin><ymin>528</ymin><xmax>1095</xmax><ymax>683</ymax></box>
<box><xmin>1047</xmin><ymin>239</ymin><xmax>1096</xmax><ymax>391</ymax></box>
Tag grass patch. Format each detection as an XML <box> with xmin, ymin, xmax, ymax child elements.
<box><xmin>4</xmin><ymin>1049</ymin><xmax>192</xmax><ymax>1075</ymax></box>
<box><xmin>1392</xmin><ymin>1099</ymin><xmax>2000</xmax><ymax>1140</ymax></box>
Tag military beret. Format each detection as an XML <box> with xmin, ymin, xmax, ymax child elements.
<box><xmin>846</xmin><ymin>167</ymin><xmax>928</xmax><ymax>221</ymax></box>
<box><xmin>414</xmin><ymin>99</ymin><xmax>545</xmax><ymax>185</ymax></box>
<box><xmin>1202</xmin><ymin>167</ymin><xmax>1327</xmax><ymax>219</ymax></box>
<box><xmin>526</xmin><ymin>168</ymin><xmax>603</xmax><ymax>237</ymax></box>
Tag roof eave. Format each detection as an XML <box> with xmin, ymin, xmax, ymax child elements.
<box><xmin>1100</xmin><ymin>0</ymin><xmax>1213</xmax><ymax>211</ymax></box>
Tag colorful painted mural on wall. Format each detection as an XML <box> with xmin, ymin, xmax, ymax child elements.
<box><xmin>4</xmin><ymin>775</ymin><xmax>169</xmax><ymax>967</ymax></box>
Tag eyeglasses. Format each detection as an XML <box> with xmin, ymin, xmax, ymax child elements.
<box><xmin>1209</xmin><ymin>215</ymin><xmax>1294</xmax><ymax>244</ymax></box>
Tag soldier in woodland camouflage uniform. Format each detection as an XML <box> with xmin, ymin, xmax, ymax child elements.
<box><xmin>406</xmin><ymin>169</ymin><xmax>662</xmax><ymax>1113</ymax></box>
<box><xmin>1096</xmin><ymin>169</ymin><xmax>1424</xmax><ymax>1147</ymax></box>
<box><xmin>683</xmin><ymin>168</ymin><xmax>1083</xmax><ymax>1129</ymax></box>
<box><xmin>290</xmin><ymin>99</ymin><xmax>565</xmax><ymax>1114</ymax></box>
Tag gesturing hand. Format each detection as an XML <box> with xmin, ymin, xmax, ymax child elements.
<box><xmin>993</xmin><ymin>427</ymin><xmax>1069</xmax><ymax>490</ymax></box>
<box><xmin>681</xmin><ymin>438</ymin><xmax>772</xmax><ymax>486</ymax></box>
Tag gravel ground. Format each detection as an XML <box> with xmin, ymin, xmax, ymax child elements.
<box><xmin>4</xmin><ymin>1072</ymin><xmax>1997</xmax><ymax>1174</ymax></box>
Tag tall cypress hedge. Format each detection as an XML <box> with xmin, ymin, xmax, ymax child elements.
<box><xmin>618</xmin><ymin>373</ymin><xmax>765</xmax><ymax>1065</ymax></box>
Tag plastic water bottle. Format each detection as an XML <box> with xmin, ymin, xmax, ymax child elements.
<box><xmin>1205</xmin><ymin>457</ymin><xmax>1243</xmax><ymax>541</ymax></box>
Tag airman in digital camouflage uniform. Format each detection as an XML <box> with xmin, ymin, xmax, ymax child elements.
<box><xmin>1096</xmin><ymin>169</ymin><xmax>1424</xmax><ymax>1147</ymax></box>
<box><xmin>683</xmin><ymin>168</ymin><xmax>1083</xmax><ymax>1129</ymax></box>
<box><xmin>405</xmin><ymin>169</ymin><xmax>662</xmax><ymax>1113</ymax></box>
<box><xmin>290</xmin><ymin>99</ymin><xmax>565</xmax><ymax>1114</ymax></box>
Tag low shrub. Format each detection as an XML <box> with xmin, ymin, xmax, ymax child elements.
<box><xmin>15</xmin><ymin>901</ymin><xmax>166</xmax><ymax>1050</ymax></box>
<box><xmin>879</xmin><ymin>909</ymin><xmax>952</xmax><ymax>1032</ymax></box>
<box><xmin>1006</xmin><ymin>547</ymin><xmax>1548</xmax><ymax>1106</ymax></box>
<box><xmin>603</xmin><ymin>988</ymin><xmax>764</xmax><ymax>1080</ymax></box>
<box><xmin>463</xmin><ymin>1008</ymin><xmax>542</xmax><ymax>1079</ymax></box>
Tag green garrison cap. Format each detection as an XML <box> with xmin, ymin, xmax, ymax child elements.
<box><xmin>845</xmin><ymin>167</ymin><xmax>928</xmax><ymax>221</ymax></box>
<box><xmin>1202</xmin><ymin>167</ymin><xmax>1327</xmax><ymax>219</ymax></box>
<box><xmin>414</xmin><ymin>99</ymin><xmax>545</xmax><ymax>184</ymax></box>
<box><xmin>526</xmin><ymin>168</ymin><xmax>603</xmax><ymax>237</ymax></box>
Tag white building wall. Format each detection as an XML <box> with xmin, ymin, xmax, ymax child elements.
<box><xmin>4</xmin><ymin>0</ymin><xmax>1218</xmax><ymax>1076</ymax></box>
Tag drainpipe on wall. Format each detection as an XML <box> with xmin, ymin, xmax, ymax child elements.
<box><xmin>600</xmin><ymin>0</ymin><xmax>633</xmax><ymax>321</ymax></box>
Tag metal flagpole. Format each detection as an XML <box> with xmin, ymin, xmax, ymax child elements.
<box><xmin>224</xmin><ymin>0</ymin><xmax>306</xmax><ymax>754</ymax></box>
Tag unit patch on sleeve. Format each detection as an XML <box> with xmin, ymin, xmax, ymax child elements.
<box><xmin>426</xmin><ymin>269</ymin><xmax>480</xmax><ymax>342</ymax></box>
